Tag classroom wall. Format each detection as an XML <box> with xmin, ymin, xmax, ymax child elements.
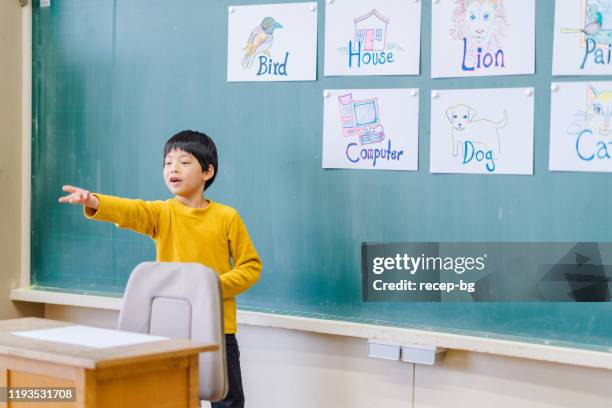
<box><xmin>45</xmin><ymin>304</ymin><xmax>612</xmax><ymax>408</ymax></box>
<box><xmin>0</xmin><ymin>1</ymin><xmax>43</xmax><ymax>319</ymax></box>
<box><xmin>13</xmin><ymin>1</ymin><xmax>612</xmax><ymax>405</ymax></box>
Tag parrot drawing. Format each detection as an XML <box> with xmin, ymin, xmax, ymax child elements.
<box><xmin>561</xmin><ymin>5</ymin><xmax>603</xmax><ymax>37</ymax></box>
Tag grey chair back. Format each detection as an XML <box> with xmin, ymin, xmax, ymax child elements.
<box><xmin>117</xmin><ymin>261</ymin><xmax>227</xmax><ymax>402</ymax></box>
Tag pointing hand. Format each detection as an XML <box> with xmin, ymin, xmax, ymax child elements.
<box><xmin>58</xmin><ymin>185</ymin><xmax>100</xmax><ymax>209</ymax></box>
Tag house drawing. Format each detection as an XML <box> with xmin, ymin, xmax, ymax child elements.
<box><xmin>353</xmin><ymin>9</ymin><xmax>389</xmax><ymax>52</ymax></box>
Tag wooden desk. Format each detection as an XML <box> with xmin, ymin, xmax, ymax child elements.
<box><xmin>0</xmin><ymin>317</ymin><xmax>217</xmax><ymax>407</ymax></box>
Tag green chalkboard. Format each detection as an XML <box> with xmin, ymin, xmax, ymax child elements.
<box><xmin>32</xmin><ymin>0</ymin><xmax>612</xmax><ymax>351</ymax></box>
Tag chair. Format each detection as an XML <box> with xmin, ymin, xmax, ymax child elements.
<box><xmin>117</xmin><ymin>261</ymin><xmax>228</xmax><ymax>402</ymax></box>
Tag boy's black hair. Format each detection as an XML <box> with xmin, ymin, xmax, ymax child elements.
<box><xmin>163</xmin><ymin>130</ymin><xmax>218</xmax><ymax>190</ymax></box>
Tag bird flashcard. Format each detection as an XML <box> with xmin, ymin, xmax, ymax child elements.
<box><xmin>227</xmin><ymin>2</ymin><xmax>317</xmax><ymax>82</ymax></box>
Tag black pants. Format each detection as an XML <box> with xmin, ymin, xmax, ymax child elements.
<box><xmin>211</xmin><ymin>334</ymin><xmax>245</xmax><ymax>408</ymax></box>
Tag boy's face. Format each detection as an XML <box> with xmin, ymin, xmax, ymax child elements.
<box><xmin>163</xmin><ymin>149</ymin><xmax>211</xmax><ymax>197</ymax></box>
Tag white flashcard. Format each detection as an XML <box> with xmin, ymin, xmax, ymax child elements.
<box><xmin>431</xmin><ymin>0</ymin><xmax>535</xmax><ymax>78</ymax></box>
<box><xmin>430</xmin><ymin>88</ymin><xmax>534</xmax><ymax>175</ymax></box>
<box><xmin>324</xmin><ymin>0</ymin><xmax>421</xmax><ymax>76</ymax></box>
<box><xmin>553</xmin><ymin>0</ymin><xmax>612</xmax><ymax>76</ymax></box>
<box><xmin>227</xmin><ymin>3</ymin><xmax>317</xmax><ymax>82</ymax></box>
<box><xmin>322</xmin><ymin>88</ymin><xmax>419</xmax><ymax>171</ymax></box>
<box><xmin>550</xmin><ymin>81</ymin><xmax>612</xmax><ymax>172</ymax></box>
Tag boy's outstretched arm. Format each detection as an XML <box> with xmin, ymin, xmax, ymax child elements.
<box><xmin>58</xmin><ymin>185</ymin><xmax>163</xmax><ymax>239</ymax></box>
<box><xmin>222</xmin><ymin>213</ymin><xmax>263</xmax><ymax>299</ymax></box>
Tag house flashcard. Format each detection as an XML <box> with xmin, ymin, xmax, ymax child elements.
<box><xmin>322</xmin><ymin>89</ymin><xmax>419</xmax><ymax>171</ymax></box>
<box><xmin>227</xmin><ymin>2</ymin><xmax>317</xmax><ymax>82</ymax></box>
<box><xmin>430</xmin><ymin>88</ymin><xmax>534</xmax><ymax>175</ymax></box>
<box><xmin>550</xmin><ymin>81</ymin><xmax>612</xmax><ymax>172</ymax></box>
<box><xmin>430</xmin><ymin>0</ymin><xmax>535</xmax><ymax>78</ymax></box>
<box><xmin>324</xmin><ymin>0</ymin><xmax>421</xmax><ymax>76</ymax></box>
<box><xmin>553</xmin><ymin>0</ymin><xmax>612</xmax><ymax>76</ymax></box>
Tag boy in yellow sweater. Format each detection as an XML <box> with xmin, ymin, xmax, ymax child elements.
<box><xmin>58</xmin><ymin>130</ymin><xmax>262</xmax><ymax>408</ymax></box>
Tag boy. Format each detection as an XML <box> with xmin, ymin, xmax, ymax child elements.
<box><xmin>59</xmin><ymin>130</ymin><xmax>262</xmax><ymax>408</ymax></box>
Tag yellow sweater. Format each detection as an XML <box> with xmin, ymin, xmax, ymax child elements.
<box><xmin>84</xmin><ymin>194</ymin><xmax>262</xmax><ymax>334</ymax></box>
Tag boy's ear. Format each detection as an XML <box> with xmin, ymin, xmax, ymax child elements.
<box><xmin>203</xmin><ymin>164</ymin><xmax>215</xmax><ymax>181</ymax></box>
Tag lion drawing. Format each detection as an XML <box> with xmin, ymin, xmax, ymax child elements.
<box><xmin>450</xmin><ymin>0</ymin><xmax>510</xmax><ymax>66</ymax></box>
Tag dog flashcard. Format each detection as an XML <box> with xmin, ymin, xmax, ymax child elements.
<box><xmin>227</xmin><ymin>2</ymin><xmax>317</xmax><ymax>82</ymax></box>
<box><xmin>431</xmin><ymin>0</ymin><xmax>535</xmax><ymax>78</ymax></box>
<box><xmin>550</xmin><ymin>81</ymin><xmax>612</xmax><ymax>172</ymax></box>
<box><xmin>322</xmin><ymin>89</ymin><xmax>419</xmax><ymax>171</ymax></box>
<box><xmin>553</xmin><ymin>0</ymin><xmax>612</xmax><ymax>76</ymax></box>
<box><xmin>324</xmin><ymin>0</ymin><xmax>421</xmax><ymax>76</ymax></box>
<box><xmin>430</xmin><ymin>88</ymin><xmax>534</xmax><ymax>175</ymax></box>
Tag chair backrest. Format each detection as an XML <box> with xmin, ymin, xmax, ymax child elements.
<box><xmin>117</xmin><ymin>261</ymin><xmax>227</xmax><ymax>402</ymax></box>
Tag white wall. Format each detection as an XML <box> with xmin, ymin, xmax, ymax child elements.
<box><xmin>238</xmin><ymin>325</ymin><xmax>413</xmax><ymax>408</ymax></box>
<box><xmin>415</xmin><ymin>350</ymin><xmax>612</xmax><ymax>408</ymax></box>
<box><xmin>45</xmin><ymin>304</ymin><xmax>612</xmax><ymax>408</ymax></box>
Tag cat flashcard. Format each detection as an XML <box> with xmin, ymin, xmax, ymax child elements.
<box><xmin>550</xmin><ymin>81</ymin><xmax>612</xmax><ymax>172</ymax></box>
<box><xmin>431</xmin><ymin>0</ymin><xmax>535</xmax><ymax>78</ymax></box>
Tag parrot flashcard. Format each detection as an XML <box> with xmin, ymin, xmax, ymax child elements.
<box><xmin>553</xmin><ymin>0</ymin><xmax>612</xmax><ymax>75</ymax></box>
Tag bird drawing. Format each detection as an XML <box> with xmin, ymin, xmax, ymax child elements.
<box><xmin>241</xmin><ymin>17</ymin><xmax>283</xmax><ymax>69</ymax></box>
<box><xmin>561</xmin><ymin>5</ymin><xmax>603</xmax><ymax>37</ymax></box>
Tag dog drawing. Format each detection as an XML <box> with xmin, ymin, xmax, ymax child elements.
<box><xmin>446</xmin><ymin>104</ymin><xmax>509</xmax><ymax>158</ymax></box>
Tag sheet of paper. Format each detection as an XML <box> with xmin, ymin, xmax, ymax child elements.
<box><xmin>12</xmin><ymin>325</ymin><xmax>168</xmax><ymax>349</ymax></box>
<box><xmin>430</xmin><ymin>87</ymin><xmax>534</xmax><ymax>175</ymax></box>
<box><xmin>552</xmin><ymin>0</ymin><xmax>612</xmax><ymax>76</ymax></box>
<box><xmin>431</xmin><ymin>0</ymin><xmax>535</xmax><ymax>78</ymax></box>
<box><xmin>322</xmin><ymin>88</ymin><xmax>419</xmax><ymax>171</ymax></box>
<box><xmin>324</xmin><ymin>0</ymin><xmax>421</xmax><ymax>76</ymax></box>
<box><xmin>227</xmin><ymin>2</ymin><xmax>318</xmax><ymax>82</ymax></box>
<box><xmin>550</xmin><ymin>81</ymin><xmax>612</xmax><ymax>172</ymax></box>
